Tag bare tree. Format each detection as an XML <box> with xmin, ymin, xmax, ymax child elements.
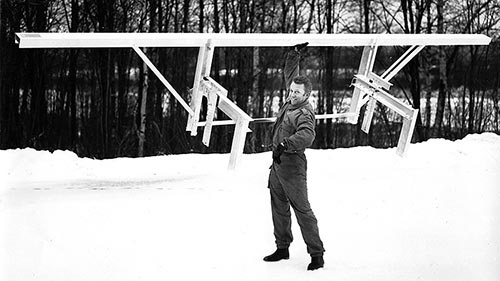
<box><xmin>363</xmin><ymin>0</ymin><xmax>371</xmax><ymax>33</ymax></box>
<box><xmin>434</xmin><ymin>0</ymin><xmax>447</xmax><ymax>135</ymax></box>
<box><xmin>325</xmin><ymin>0</ymin><xmax>335</xmax><ymax>147</ymax></box>
<box><xmin>65</xmin><ymin>0</ymin><xmax>80</xmax><ymax>149</ymax></box>
<box><xmin>306</xmin><ymin>0</ymin><xmax>316</xmax><ymax>33</ymax></box>
<box><xmin>0</xmin><ymin>0</ymin><xmax>3</xmax><ymax>143</ymax></box>
<box><xmin>137</xmin><ymin>1</ymin><xmax>150</xmax><ymax>157</ymax></box>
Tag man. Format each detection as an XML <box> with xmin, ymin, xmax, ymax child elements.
<box><xmin>263</xmin><ymin>43</ymin><xmax>325</xmax><ymax>271</ymax></box>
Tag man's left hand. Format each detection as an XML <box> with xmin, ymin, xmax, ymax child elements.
<box><xmin>272</xmin><ymin>142</ymin><xmax>287</xmax><ymax>164</ymax></box>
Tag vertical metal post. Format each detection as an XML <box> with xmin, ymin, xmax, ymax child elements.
<box><xmin>186</xmin><ymin>40</ymin><xmax>215</xmax><ymax>135</ymax></box>
<box><xmin>348</xmin><ymin>43</ymin><xmax>378</xmax><ymax>124</ymax></box>
<box><xmin>361</xmin><ymin>97</ymin><xmax>377</xmax><ymax>133</ymax></box>
<box><xmin>202</xmin><ymin>85</ymin><xmax>221</xmax><ymax>146</ymax></box>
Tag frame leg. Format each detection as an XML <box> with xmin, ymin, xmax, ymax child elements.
<box><xmin>396</xmin><ymin>108</ymin><xmax>419</xmax><ymax>156</ymax></box>
<box><xmin>228</xmin><ymin>118</ymin><xmax>250</xmax><ymax>170</ymax></box>
<box><xmin>361</xmin><ymin>97</ymin><xmax>377</xmax><ymax>134</ymax></box>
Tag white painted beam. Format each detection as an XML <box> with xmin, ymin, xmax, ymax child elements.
<box><xmin>16</xmin><ymin>33</ymin><xmax>491</xmax><ymax>48</ymax></box>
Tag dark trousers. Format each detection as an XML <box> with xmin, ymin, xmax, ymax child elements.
<box><xmin>268</xmin><ymin>153</ymin><xmax>325</xmax><ymax>257</ymax></box>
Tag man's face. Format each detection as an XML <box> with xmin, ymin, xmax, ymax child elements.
<box><xmin>289</xmin><ymin>82</ymin><xmax>308</xmax><ymax>106</ymax></box>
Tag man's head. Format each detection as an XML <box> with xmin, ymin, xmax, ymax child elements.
<box><xmin>289</xmin><ymin>76</ymin><xmax>312</xmax><ymax>106</ymax></box>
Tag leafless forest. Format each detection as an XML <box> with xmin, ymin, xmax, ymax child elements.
<box><xmin>0</xmin><ymin>0</ymin><xmax>499</xmax><ymax>158</ymax></box>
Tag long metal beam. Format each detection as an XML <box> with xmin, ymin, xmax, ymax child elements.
<box><xmin>16</xmin><ymin>33</ymin><xmax>491</xmax><ymax>48</ymax></box>
<box><xmin>196</xmin><ymin>113</ymin><xmax>357</xmax><ymax>126</ymax></box>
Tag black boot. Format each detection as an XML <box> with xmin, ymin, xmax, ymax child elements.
<box><xmin>263</xmin><ymin>248</ymin><xmax>289</xmax><ymax>262</ymax></box>
<box><xmin>307</xmin><ymin>256</ymin><xmax>324</xmax><ymax>270</ymax></box>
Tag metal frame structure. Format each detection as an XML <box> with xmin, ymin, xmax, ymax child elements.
<box><xmin>15</xmin><ymin>33</ymin><xmax>491</xmax><ymax>169</ymax></box>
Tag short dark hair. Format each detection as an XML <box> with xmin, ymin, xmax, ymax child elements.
<box><xmin>292</xmin><ymin>75</ymin><xmax>312</xmax><ymax>96</ymax></box>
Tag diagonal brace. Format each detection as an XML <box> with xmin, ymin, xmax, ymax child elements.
<box><xmin>381</xmin><ymin>45</ymin><xmax>426</xmax><ymax>81</ymax></box>
<box><xmin>132</xmin><ymin>45</ymin><xmax>194</xmax><ymax>115</ymax></box>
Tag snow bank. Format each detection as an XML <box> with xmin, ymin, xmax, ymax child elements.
<box><xmin>1</xmin><ymin>133</ymin><xmax>499</xmax><ymax>281</ymax></box>
<box><xmin>2</xmin><ymin>133</ymin><xmax>499</xmax><ymax>185</ymax></box>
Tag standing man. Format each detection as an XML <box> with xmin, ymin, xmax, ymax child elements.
<box><xmin>263</xmin><ymin>43</ymin><xmax>325</xmax><ymax>270</ymax></box>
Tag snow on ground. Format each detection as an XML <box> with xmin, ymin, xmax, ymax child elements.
<box><xmin>1</xmin><ymin>133</ymin><xmax>500</xmax><ymax>281</ymax></box>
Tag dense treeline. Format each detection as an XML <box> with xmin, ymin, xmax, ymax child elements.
<box><xmin>0</xmin><ymin>0</ymin><xmax>499</xmax><ymax>158</ymax></box>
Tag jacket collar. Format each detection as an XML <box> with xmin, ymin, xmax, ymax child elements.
<box><xmin>288</xmin><ymin>99</ymin><xmax>310</xmax><ymax>110</ymax></box>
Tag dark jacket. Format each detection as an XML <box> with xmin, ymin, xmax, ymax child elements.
<box><xmin>272</xmin><ymin>99</ymin><xmax>316</xmax><ymax>154</ymax></box>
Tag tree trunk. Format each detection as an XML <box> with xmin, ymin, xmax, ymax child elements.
<box><xmin>325</xmin><ymin>0</ymin><xmax>334</xmax><ymax>147</ymax></box>
<box><xmin>281</xmin><ymin>1</ymin><xmax>288</xmax><ymax>32</ymax></box>
<box><xmin>493</xmin><ymin>71</ymin><xmax>500</xmax><ymax>130</ymax></box>
<box><xmin>434</xmin><ymin>0</ymin><xmax>447</xmax><ymax>135</ymax></box>
<box><xmin>306</xmin><ymin>0</ymin><xmax>315</xmax><ymax>33</ymax></box>
<box><xmin>292</xmin><ymin>0</ymin><xmax>298</xmax><ymax>32</ymax></box>
<box><xmin>183</xmin><ymin>0</ymin><xmax>190</xmax><ymax>32</ymax></box>
<box><xmin>237</xmin><ymin>0</ymin><xmax>249</xmax><ymax>113</ymax></box>
<box><xmin>316</xmin><ymin>68</ymin><xmax>326</xmax><ymax>148</ymax></box>
<box><xmin>222</xmin><ymin>0</ymin><xmax>230</xmax><ymax>32</ymax></box>
<box><xmin>199</xmin><ymin>0</ymin><xmax>204</xmax><ymax>32</ymax></box>
<box><xmin>401</xmin><ymin>0</ymin><xmax>410</xmax><ymax>32</ymax></box>
<box><xmin>0</xmin><ymin>0</ymin><xmax>3</xmax><ymax>146</ymax></box>
<box><xmin>214</xmin><ymin>0</ymin><xmax>220</xmax><ymax>33</ymax></box>
<box><xmin>409</xmin><ymin>59</ymin><xmax>424</xmax><ymax>142</ymax></box>
<box><xmin>69</xmin><ymin>0</ymin><xmax>79</xmax><ymax>149</ymax></box>
<box><xmin>424</xmin><ymin>1</ymin><xmax>432</xmax><ymax>137</ymax></box>
<box><xmin>95</xmin><ymin>0</ymin><xmax>115</xmax><ymax>157</ymax></box>
<box><xmin>468</xmin><ymin>46</ymin><xmax>478</xmax><ymax>133</ymax></box>
<box><xmin>251</xmin><ymin>46</ymin><xmax>260</xmax><ymax>151</ymax></box>
<box><xmin>363</xmin><ymin>0</ymin><xmax>370</xmax><ymax>33</ymax></box>
<box><xmin>29</xmin><ymin>0</ymin><xmax>49</xmax><ymax>149</ymax></box>
<box><xmin>138</xmin><ymin>48</ymin><xmax>149</xmax><ymax>157</ymax></box>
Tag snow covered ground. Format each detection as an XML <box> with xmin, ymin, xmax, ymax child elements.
<box><xmin>1</xmin><ymin>133</ymin><xmax>500</xmax><ymax>281</ymax></box>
